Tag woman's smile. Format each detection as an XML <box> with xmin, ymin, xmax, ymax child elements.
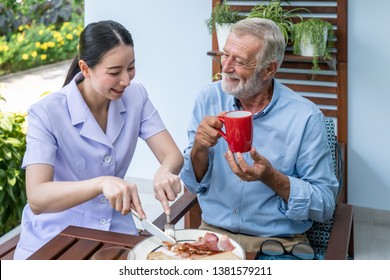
<box><xmin>111</xmin><ymin>87</ymin><xmax>126</xmax><ymax>95</ymax></box>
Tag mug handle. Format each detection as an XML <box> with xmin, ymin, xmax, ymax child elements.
<box><xmin>217</xmin><ymin>116</ymin><xmax>228</xmax><ymax>141</ymax></box>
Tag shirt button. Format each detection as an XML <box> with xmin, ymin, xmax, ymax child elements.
<box><xmin>233</xmin><ymin>209</ymin><xmax>238</xmax><ymax>214</ymax></box>
<box><xmin>103</xmin><ymin>155</ymin><xmax>112</xmax><ymax>164</ymax></box>
<box><xmin>99</xmin><ymin>217</ymin><xmax>107</xmax><ymax>225</ymax></box>
<box><xmin>100</xmin><ymin>197</ymin><xmax>107</xmax><ymax>203</ymax></box>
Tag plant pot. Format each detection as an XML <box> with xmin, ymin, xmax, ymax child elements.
<box><xmin>298</xmin><ymin>28</ymin><xmax>328</xmax><ymax>57</ymax></box>
<box><xmin>216</xmin><ymin>23</ymin><xmax>232</xmax><ymax>51</ymax></box>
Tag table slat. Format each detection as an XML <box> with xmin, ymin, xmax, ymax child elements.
<box><xmin>28</xmin><ymin>235</ymin><xmax>76</xmax><ymax>260</ymax></box>
<box><xmin>57</xmin><ymin>239</ymin><xmax>101</xmax><ymax>260</ymax></box>
<box><xmin>61</xmin><ymin>226</ymin><xmax>145</xmax><ymax>247</ymax></box>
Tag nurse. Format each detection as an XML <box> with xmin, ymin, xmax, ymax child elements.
<box><xmin>14</xmin><ymin>20</ymin><xmax>183</xmax><ymax>259</ymax></box>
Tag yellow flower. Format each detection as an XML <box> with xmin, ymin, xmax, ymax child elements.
<box><xmin>35</xmin><ymin>42</ymin><xmax>41</xmax><ymax>48</ymax></box>
<box><xmin>24</xmin><ymin>24</ymin><xmax>30</xmax><ymax>30</ymax></box>
<box><xmin>40</xmin><ymin>54</ymin><xmax>47</xmax><ymax>60</ymax></box>
<box><xmin>40</xmin><ymin>43</ymin><xmax>48</xmax><ymax>51</ymax></box>
<box><xmin>18</xmin><ymin>25</ymin><xmax>24</xmax><ymax>31</ymax></box>
<box><xmin>17</xmin><ymin>35</ymin><xmax>24</xmax><ymax>42</ymax></box>
<box><xmin>0</xmin><ymin>45</ymin><xmax>9</xmax><ymax>52</ymax></box>
<box><xmin>22</xmin><ymin>54</ymin><xmax>29</xmax><ymax>60</ymax></box>
<box><xmin>31</xmin><ymin>51</ymin><xmax>38</xmax><ymax>58</ymax></box>
<box><xmin>39</xmin><ymin>30</ymin><xmax>44</xmax><ymax>36</ymax></box>
<box><xmin>47</xmin><ymin>41</ymin><xmax>55</xmax><ymax>48</ymax></box>
<box><xmin>66</xmin><ymin>34</ymin><xmax>74</xmax><ymax>40</ymax></box>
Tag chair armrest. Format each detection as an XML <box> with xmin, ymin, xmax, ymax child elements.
<box><xmin>336</xmin><ymin>141</ymin><xmax>347</xmax><ymax>204</ymax></box>
<box><xmin>152</xmin><ymin>190</ymin><xmax>198</xmax><ymax>230</ymax></box>
<box><xmin>325</xmin><ymin>203</ymin><xmax>354</xmax><ymax>260</ymax></box>
<box><xmin>0</xmin><ymin>233</ymin><xmax>20</xmax><ymax>260</ymax></box>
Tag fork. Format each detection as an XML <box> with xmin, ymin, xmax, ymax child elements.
<box><xmin>164</xmin><ymin>214</ymin><xmax>176</xmax><ymax>241</ymax></box>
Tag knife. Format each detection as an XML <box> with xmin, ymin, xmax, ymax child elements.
<box><xmin>131</xmin><ymin>209</ymin><xmax>176</xmax><ymax>245</ymax></box>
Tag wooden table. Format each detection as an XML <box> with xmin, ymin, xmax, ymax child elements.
<box><xmin>27</xmin><ymin>225</ymin><xmax>255</xmax><ymax>260</ymax></box>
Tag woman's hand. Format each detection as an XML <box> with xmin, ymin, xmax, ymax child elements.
<box><xmin>153</xmin><ymin>167</ymin><xmax>182</xmax><ymax>215</ymax></box>
<box><xmin>99</xmin><ymin>176</ymin><xmax>145</xmax><ymax>218</ymax></box>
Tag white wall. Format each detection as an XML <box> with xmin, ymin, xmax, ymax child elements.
<box><xmin>348</xmin><ymin>0</ymin><xmax>390</xmax><ymax>210</ymax></box>
<box><xmin>85</xmin><ymin>0</ymin><xmax>390</xmax><ymax>211</ymax></box>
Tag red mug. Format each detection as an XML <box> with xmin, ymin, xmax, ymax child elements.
<box><xmin>217</xmin><ymin>111</ymin><xmax>253</xmax><ymax>153</ymax></box>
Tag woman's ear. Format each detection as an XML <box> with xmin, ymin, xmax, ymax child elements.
<box><xmin>78</xmin><ymin>60</ymin><xmax>90</xmax><ymax>78</ymax></box>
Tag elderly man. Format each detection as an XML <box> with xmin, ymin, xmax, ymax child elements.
<box><xmin>180</xmin><ymin>18</ymin><xmax>338</xmax><ymax>255</ymax></box>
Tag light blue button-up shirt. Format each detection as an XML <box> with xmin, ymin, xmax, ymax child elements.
<box><xmin>14</xmin><ymin>72</ymin><xmax>166</xmax><ymax>259</ymax></box>
<box><xmin>180</xmin><ymin>80</ymin><xmax>338</xmax><ymax>237</ymax></box>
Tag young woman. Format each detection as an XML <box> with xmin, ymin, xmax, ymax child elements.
<box><xmin>14</xmin><ymin>20</ymin><xmax>183</xmax><ymax>259</ymax></box>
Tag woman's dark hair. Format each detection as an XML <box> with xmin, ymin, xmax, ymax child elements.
<box><xmin>63</xmin><ymin>20</ymin><xmax>134</xmax><ymax>86</ymax></box>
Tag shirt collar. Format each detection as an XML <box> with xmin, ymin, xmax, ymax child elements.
<box><xmin>66</xmin><ymin>72</ymin><xmax>126</xmax><ymax>147</ymax></box>
<box><xmin>231</xmin><ymin>79</ymin><xmax>281</xmax><ymax>118</ymax></box>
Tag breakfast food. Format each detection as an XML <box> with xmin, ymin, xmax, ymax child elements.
<box><xmin>147</xmin><ymin>232</ymin><xmax>242</xmax><ymax>260</ymax></box>
<box><xmin>147</xmin><ymin>250</ymin><xmax>241</xmax><ymax>260</ymax></box>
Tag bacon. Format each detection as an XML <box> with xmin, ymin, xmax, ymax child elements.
<box><xmin>189</xmin><ymin>232</ymin><xmax>221</xmax><ymax>251</ymax></box>
<box><xmin>219</xmin><ymin>234</ymin><xmax>236</xmax><ymax>251</ymax></box>
<box><xmin>171</xmin><ymin>233</ymin><xmax>236</xmax><ymax>259</ymax></box>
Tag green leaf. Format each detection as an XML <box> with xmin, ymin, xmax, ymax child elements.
<box><xmin>0</xmin><ymin>116</ymin><xmax>13</xmax><ymax>131</ymax></box>
<box><xmin>4</xmin><ymin>137</ymin><xmax>22</xmax><ymax>146</ymax></box>
<box><xmin>5</xmin><ymin>184</ymin><xmax>16</xmax><ymax>202</ymax></box>
<box><xmin>8</xmin><ymin>176</ymin><xmax>16</xmax><ymax>186</ymax></box>
<box><xmin>4</xmin><ymin>150</ymin><xmax>12</xmax><ymax>159</ymax></box>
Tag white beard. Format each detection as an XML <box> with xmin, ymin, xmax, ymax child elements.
<box><xmin>221</xmin><ymin>70</ymin><xmax>264</xmax><ymax>99</ymax></box>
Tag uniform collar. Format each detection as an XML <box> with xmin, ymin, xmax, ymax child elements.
<box><xmin>66</xmin><ymin>72</ymin><xmax>126</xmax><ymax>147</ymax></box>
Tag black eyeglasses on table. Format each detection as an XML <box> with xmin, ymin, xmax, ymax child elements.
<box><xmin>255</xmin><ymin>239</ymin><xmax>315</xmax><ymax>260</ymax></box>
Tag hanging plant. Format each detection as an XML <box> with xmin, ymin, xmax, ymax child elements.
<box><xmin>205</xmin><ymin>1</ymin><xmax>244</xmax><ymax>35</ymax></box>
<box><xmin>205</xmin><ymin>1</ymin><xmax>244</xmax><ymax>51</ymax></box>
<box><xmin>247</xmin><ymin>0</ymin><xmax>305</xmax><ymax>44</ymax></box>
<box><xmin>292</xmin><ymin>18</ymin><xmax>335</xmax><ymax>72</ymax></box>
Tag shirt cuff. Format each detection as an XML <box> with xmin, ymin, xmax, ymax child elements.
<box><xmin>279</xmin><ymin>176</ymin><xmax>311</xmax><ymax>220</ymax></box>
<box><xmin>180</xmin><ymin>152</ymin><xmax>213</xmax><ymax>193</ymax></box>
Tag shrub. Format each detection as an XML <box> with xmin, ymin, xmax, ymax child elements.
<box><xmin>0</xmin><ymin>0</ymin><xmax>83</xmax><ymax>37</ymax></box>
<box><xmin>0</xmin><ymin>21</ymin><xmax>83</xmax><ymax>76</ymax></box>
<box><xmin>0</xmin><ymin>103</ymin><xmax>27</xmax><ymax>236</ymax></box>
<box><xmin>0</xmin><ymin>0</ymin><xmax>84</xmax><ymax>76</ymax></box>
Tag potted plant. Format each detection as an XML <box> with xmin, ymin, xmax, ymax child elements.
<box><xmin>205</xmin><ymin>1</ymin><xmax>244</xmax><ymax>50</ymax></box>
<box><xmin>292</xmin><ymin>18</ymin><xmax>335</xmax><ymax>72</ymax></box>
<box><xmin>247</xmin><ymin>0</ymin><xmax>304</xmax><ymax>45</ymax></box>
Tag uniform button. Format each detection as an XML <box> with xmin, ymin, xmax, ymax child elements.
<box><xmin>99</xmin><ymin>217</ymin><xmax>107</xmax><ymax>225</ymax></box>
<box><xmin>100</xmin><ymin>197</ymin><xmax>107</xmax><ymax>203</ymax></box>
<box><xmin>103</xmin><ymin>155</ymin><xmax>112</xmax><ymax>164</ymax></box>
<box><xmin>233</xmin><ymin>209</ymin><xmax>238</xmax><ymax>214</ymax></box>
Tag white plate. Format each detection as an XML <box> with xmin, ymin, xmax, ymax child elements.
<box><xmin>130</xmin><ymin>229</ymin><xmax>245</xmax><ymax>260</ymax></box>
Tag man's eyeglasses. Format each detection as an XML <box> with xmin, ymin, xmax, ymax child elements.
<box><xmin>255</xmin><ymin>239</ymin><xmax>315</xmax><ymax>260</ymax></box>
